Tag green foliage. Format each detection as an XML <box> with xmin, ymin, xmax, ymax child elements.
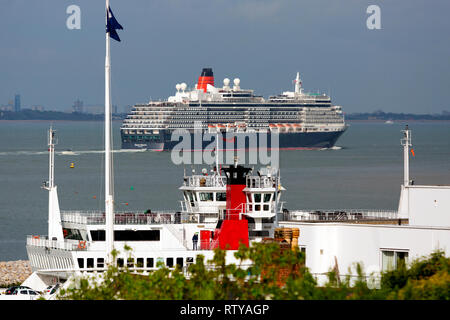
<box><xmin>58</xmin><ymin>246</ymin><xmax>450</xmax><ymax>300</ymax></box>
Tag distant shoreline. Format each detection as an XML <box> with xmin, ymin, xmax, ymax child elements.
<box><xmin>1</xmin><ymin>119</ymin><xmax>450</xmax><ymax>124</ymax></box>
<box><xmin>347</xmin><ymin>119</ymin><xmax>450</xmax><ymax>123</ymax></box>
<box><xmin>0</xmin><ymin>119</ymin><xmax>123</xmax><ymax>122</ymax></box>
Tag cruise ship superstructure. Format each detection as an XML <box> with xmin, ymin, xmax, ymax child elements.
<box><xmin>120</xmin><ymin>68</ymin><xmax>347</xmax><ymax>150</ymax></box>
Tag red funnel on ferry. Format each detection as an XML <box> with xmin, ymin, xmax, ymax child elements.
<box><xmin>197</xmin><ymin>68</ymin><xmax>214</xmax><ymax>93</ymax></box>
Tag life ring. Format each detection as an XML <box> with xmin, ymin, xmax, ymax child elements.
<box><xmin>33</xmin><ymin>236</ymin><xmax>40</xmax><ymax>239</ymax></box>
<box><xmin>78</xmin><ymin>241</ymin><xmax>87</xmax><ymax>249</ymax></box>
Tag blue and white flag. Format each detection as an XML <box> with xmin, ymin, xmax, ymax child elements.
<box><xmin>106</xmin><ymin>7</ymin><xmax>123</xmax><ymax>42</ymax></box>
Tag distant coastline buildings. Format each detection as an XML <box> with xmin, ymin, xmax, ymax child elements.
<box><xmin>14</xmin><ymin>94</ymin><xmax>21</xmax><ymax>112</ymax></box>
<box><xmin>0</xmin><ymin>94</ymin><xmax>127</xmax><ymax>118</ymax></box>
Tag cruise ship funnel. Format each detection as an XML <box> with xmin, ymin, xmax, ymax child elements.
<box><xmin>197</xmin><ymin>68</ymin><xmax>214</xmax><ymax>92</ymax></box>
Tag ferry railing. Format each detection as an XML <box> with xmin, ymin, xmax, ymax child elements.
<box><xmin>184</xmin><ymin>175</ymin><xmax>227</xmax><ymax>188</ymax></box>
<box><xmin>60</xmin><ymin>210</ymin><xmax>220</xmax><ymax>226</ymax></box>
<box><xmin>246</xmin><ymin>176</ymin><xmax>278</xmax><ymax>189</ymax></box>
<box><xmin>27</xmin><ymin>236</ymin><xmax>89</xmax><ymax>251</ymax></box>
<box><xmin>283</xmin><ymin>209</ymin><xmax>400</xmax><ymax>222</ymax></box>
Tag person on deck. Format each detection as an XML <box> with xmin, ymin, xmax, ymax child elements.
<box><xmin>192</xmin><ymin>233</ymin><xmax>199</xmax><ymax>250</ymax></box>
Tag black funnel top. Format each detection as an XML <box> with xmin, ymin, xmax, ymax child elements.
<box><xmin>221</xmin><ymin>165</ymin><xmax>251</xmax><ymax>185</ymax></box>
<box><xmin>200</xmin><ymin>68</ymin><xmax>213</xmax><ymax>77</ymax></box>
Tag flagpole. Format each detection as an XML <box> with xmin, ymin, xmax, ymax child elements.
<box><xmin>105</xmin><ymin>0</ymin><xmax>114</xmax><ymax>265</ymax></box>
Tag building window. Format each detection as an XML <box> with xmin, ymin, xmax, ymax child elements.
<box><xmin>381</xmin><ymin>250</ymin><xmax>409</xmax><ymax>271</ymax></box>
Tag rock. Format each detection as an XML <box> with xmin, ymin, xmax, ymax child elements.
<box><xmin>0</xmin><ymin>260</ymin><xmax>32</xmax><ymax>287</ymax></box>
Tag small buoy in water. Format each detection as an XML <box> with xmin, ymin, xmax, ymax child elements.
<box><xmin>130</xmin><ymin>186</ymin><xmax>134</xmax><ymax>191</ymax></box>
<box><xmin>93</xmin><ymin>195</ymin><xmax>96</xmax><ymax>199</ymax></box>
<box><xmin>70</xmin><ymin>162</ymin><xmax>75</xmax><ymax>168</ymax></box>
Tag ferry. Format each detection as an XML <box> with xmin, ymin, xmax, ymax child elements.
<box><xmin>21</xmin><ymin>125</ymin><xmax>450</xmax><ymax>293</ymax></box>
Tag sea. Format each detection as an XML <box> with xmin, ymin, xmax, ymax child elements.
<box><xmin>0</xmin><ymin>121</ymin><xmax>449</xmax><ymax>261</ymax></box>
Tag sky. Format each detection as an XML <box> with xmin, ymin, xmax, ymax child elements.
<box><xmin>1</xmin><ymin>0</ymin><xmax>450</xmax><ymax>114</ymax></box>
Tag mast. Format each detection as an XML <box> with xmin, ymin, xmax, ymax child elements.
<box><xmin>398</xmin><ymin>125</ymin><xmax>412</xmax><ymax>217</ymax></box>
<box><xmin>105</xmin><ymin>0</ymin><xmax>114</xmax><ymax>264</ymax></box>
<box><xmin>401</xmin><ymin>125</ymin><xmax>411</xmax><ymax>187</ymax></box>
<box><xmin>44</xmin><ymin>126</ymin><xmax>64</xmax><ymax>242</ymax></box>
<box><xmin>48</xmin><ymin>126</ymin><xmax>55</xmax><ymax>190</ymax></box>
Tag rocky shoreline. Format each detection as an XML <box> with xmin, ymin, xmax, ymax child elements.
<box><xmin>0</xmin><ymin>260</ymin><xmax>32</xmax><ymax>287</ymax></box>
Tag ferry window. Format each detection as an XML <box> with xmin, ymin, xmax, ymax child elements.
<box><xmin>263</xmin><ymin>205</ymin><xmax>269</xmax><ymax>211</ymax></box>
<box><xmin>87</xmin><ymin>258</ymin><xmax>94</xmax><ymax>268</ymax></box>
<box><xmin>127</xmin><ymin>258</ymin><xmax>134</xmax><ymax>268</ymax></box>
<box><xmin>381</xmin><ymin>250</ymin><xmax>409</xmax><ymax>271</ymax></box>
<box><xmin>199</xmin><ymin>192</ymin><xmax>214</xmax><ymax>201</ymax></box>
<box><xmin>146</xmin><ymin>258</ymin><xmax>154</xmax><ymax>268</ymax></box>
<box><xmin>91</xmin><ymin>230</ymin><xmax>160</xmax><ymax>241</ymax></box>
<box><xmin>156</xmin><ymin>257</ymin><xmax>164</xmax><ymax>268</ymax></box>
<box><xmin>77</xmin><ymin>258</ymin><xmax>84</xmax><ymax>269</ymax></box>
<box><xmin>91</xmin><ymin>230</ymin><xmax>105</xmax><ymax>241</ymax></box>
<box><xmin>255</xmin><ymin>205</ymin><xmax>261</xmax><ymax>211</ymax></box>
<box><xmin>166</xmin><ymin>258</ymin><xmax>174</xmax><ymax>268</ymax></box>
<box><xmin>136</xmin><ymin>258</ymin><xmax>144</xmax><ymax>268</ymax></box>
<box><xmin>264</xmin><ymin>194</ymin><xmax>271</xmax><ymax>202</ymax></box>
<box><xmin>63</xmin><ymin>228</ymin><xmax>83</xmax><ymax>240</ymax></box>
<box><xmin>117</xmin><ymin>258</ymin><xmax>124</xmax><ymax>267</ymax></box>
<box><xmin>216</xmin><ymin>192</ymin><xmax>226</xmax><ymax>201</ymax></box>
<box><xmin>176</xmin><ymin>257</ymin><xmax>184</xmax><ymax>268</ymax></box>
<box><xmin>254</xmin><ymin>193</ymin><xmax>262</xmax><ymax>203</ymax></box>
<box><xmin>97</xmin><ymin>258</ymin><xmax>104</xmax><ymax>269</ymax></box>
<box><xmin>300</xmin><ymin>247</ymin><xmax>306</xmax><ymax>256</ymax></box>
<box><xmin>186</xmin><ymin>257</ymin><xmax>194</xmax><ymax>265</ymax></box>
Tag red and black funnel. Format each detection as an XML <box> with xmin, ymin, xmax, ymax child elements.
<box><xmin>197</xmin><ymin>68</ymin><xmax>214</xmax><ymax>93</ymax></box>
<box><xmin>221</xmin><ymin>165</ymin><xmax>251</xmax><ymax>220</ymax></box>
<box><xmin>212</xmin><ymin>164</ymin><xmax>251</xmax><ymax>250</ymax></box>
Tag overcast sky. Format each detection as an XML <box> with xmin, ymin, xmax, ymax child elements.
<box><xmin>1</xmin><ymin>0</ymin><xmax>449</xmax><ymax>114</ymax></box>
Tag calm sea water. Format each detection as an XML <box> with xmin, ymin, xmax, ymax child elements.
<box><xmin>0</xmin><ymin>121</ymin><xmax>449</xmax><ymax>261</ymax></box>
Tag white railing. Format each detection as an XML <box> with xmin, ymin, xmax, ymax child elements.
<box><xmin>61</xmin><ymin>210</ymin><xmax>178</xmax><ymax>225</ymax></box>
<box><xmin>246</xmin><ymin>176</ymin><xmax>279</xmax><ymax>189</ymax></box>
<box><xmin>27</xmin><ymin>236</ymin><xmax>88</xmax><ymax>251</ymax></box>
<box><xmin>285</xmin><ymin>209</ymin><xmax>400</xmax><ymax>222</ymax></box>
<box><xmin>184</xmin><ymin>175</ymin><xmax>227</xmax><ymax>188</ymax></box>
<box><xmin>60</xmin><ymin>210</ymin><xmax>221</xmax><ymax>226</ymax></box>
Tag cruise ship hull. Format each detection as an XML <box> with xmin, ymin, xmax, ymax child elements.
<box><xmin>120</xmin><ymin>129</ymin><xmax>346</xmax><ymax>151</ymax></box>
